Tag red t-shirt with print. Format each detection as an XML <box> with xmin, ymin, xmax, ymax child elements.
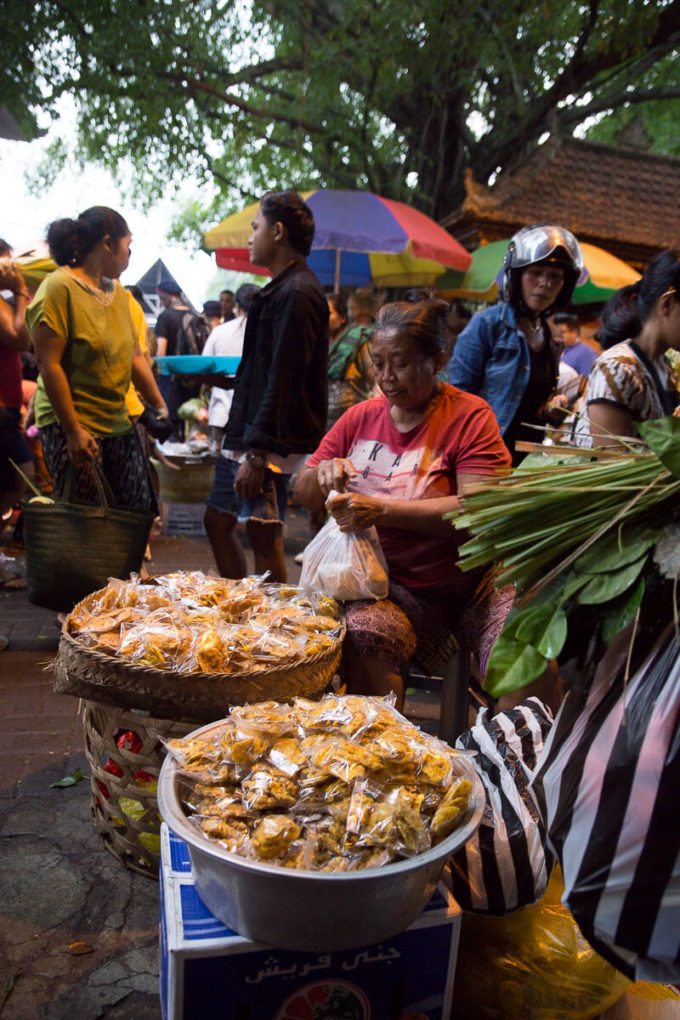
<box><xmin>306</xmin><ymin>384</ymin><xmax>510</xmax><ymax>592</ymax></box>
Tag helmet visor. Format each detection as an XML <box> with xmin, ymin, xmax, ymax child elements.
<box><xmin>512</xmin><ymin>225</ymin><xmax>584</xmax><ymax>272</ymax></box>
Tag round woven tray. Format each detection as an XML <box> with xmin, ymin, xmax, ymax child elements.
<box><xmin>82</xmin><ymin>700</ymin><xmax>195</xmax><ymax>878</ymax></box>
<box><xmin>53</xmin><ymin>592</ymin><xmax>345</xmax><ymax>723</ymax></box>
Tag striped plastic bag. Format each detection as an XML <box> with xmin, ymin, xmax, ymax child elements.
<box><xmin>531</xmin><ymin>625</ymin><xmax>680</xmax><ymax>983</ymax></box>
<box><xmin>448</xmin><ymin>698</ymin><xmax>555</xmax><ymax>915</ymax></box>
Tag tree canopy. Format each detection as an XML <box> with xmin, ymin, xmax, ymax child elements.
<box><xmin>4</xmin><ymin>0</ymin><xmax>680</xmax><ymax>231</ymax></box>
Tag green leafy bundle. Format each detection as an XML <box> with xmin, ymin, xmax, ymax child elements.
<box><xmin>450</xmin><ymin>418</ymin><xmax>680</xmax><ymax>698</ymax></box>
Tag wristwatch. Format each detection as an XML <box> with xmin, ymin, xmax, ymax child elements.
<box><xmin>245</xmin><ymin>452</ymin><xmax>266</xmax><ymax>469</ymax></box>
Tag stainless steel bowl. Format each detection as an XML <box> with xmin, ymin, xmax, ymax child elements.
<box><xmin>158</xmin><ymin>718</ymin><xmax>484</xmax><ymax>952</ymax></box>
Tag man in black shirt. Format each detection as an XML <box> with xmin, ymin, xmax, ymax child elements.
<box><xmin>204</xmin><ymin>190</ymin><xmax>329</xmax><ymax>582</ymax></box>
<box><xmin>155</xmin><ymin>279</ymin><xmax>194</xmax><ymax>440</ymax></box>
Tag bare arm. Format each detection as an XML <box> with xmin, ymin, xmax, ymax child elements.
<box><xmin>587</xmin><ymin>402</ymin><xmax>634</xmax><ymax>450</ymax></box>
<box><xmin>0</xmin><ymin>260</ymin><xmax>31</xmax><ymax>351</ymax></box>
<box><xmin>155</xmin><ymin>335</ymin><xmax>168</xmax><ymax>357</ymax></box>
<box><xmin>33</xmin><ymin>322</ymin><xmax>99</xmax><ymax>465</ymax></box>
<box><xmin>294</xmin><ymin>458</ymin><xmax>494</xmax><ymax>536</ymax></box>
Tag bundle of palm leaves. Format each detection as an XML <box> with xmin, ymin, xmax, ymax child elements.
<box><xmin>448</xmin><ymin>418</ymin><xmax>680</xmax><ymax>697</ymax></box>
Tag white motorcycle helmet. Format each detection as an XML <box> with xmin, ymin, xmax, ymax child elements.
<box><xmin>502</xmin><ymin>224</ymin><xmax>584</xmax><ymax>311</ymax></box>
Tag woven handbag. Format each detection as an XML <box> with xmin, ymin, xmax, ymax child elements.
<box><xmin>22</xmin><ymin>462</ymin><xmax>155</xmax><ymax>612</ymax></box>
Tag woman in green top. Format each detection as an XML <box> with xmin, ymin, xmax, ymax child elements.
<box><xmin>27</xmin><ymin>206</ymin><xmax>167</xmax><ymax>510</ymax></box>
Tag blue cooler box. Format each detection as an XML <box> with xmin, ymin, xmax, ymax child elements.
<box><xmin>160</xmin><ymin>825</ymin><xmax>461</xmax><ymax>1020</ymax></box>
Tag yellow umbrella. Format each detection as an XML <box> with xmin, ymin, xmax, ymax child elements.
<box><xmin>437</xmin><ymin>240</ymin><xmax>640</xmax><ymax>305</ymax></box>
<box><xmin>14</xmin><ymin>243</ymin><xmax>57</xmax><ymax>293</ymax></box>
<box><xmin>18</xmin><ymin>256</ymin><xmax>57</xmax><ymax>292</ymax></box>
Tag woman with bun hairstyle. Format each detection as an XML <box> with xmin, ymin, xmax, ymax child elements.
<box><xmin>574</xmin><ymin>251</ymin><xmax>680</xmax><ymax>449</ymax></box>
<box><xmin>26</xmin><ymin>206</ymin><xmax>167</xmax><ymax>509</ymax></box>
<box><xmin>295</xmin><ymin>298</ymin><xmax>511</xmax><ymax>704</ymax></box>
<box><xmin>449</xmin><ymin>224</ymin><xmax>584</xmax><ymax>464</ymax></box>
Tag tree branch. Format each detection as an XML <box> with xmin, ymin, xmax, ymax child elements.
<box><xmin>559</xmin><ymin>84</ymin><xmax>680</xmax><ymax>127</ymax></box>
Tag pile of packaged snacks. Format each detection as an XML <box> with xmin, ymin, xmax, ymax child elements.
<box><xmin>66</xmin><ymin>572</ymin><xmax>342</xmax><ymax>674</ymax></box>
<box><xmin>166</xmin><ymin>694</ymin><xmax>473</xmax><ymax>871</ymax></box>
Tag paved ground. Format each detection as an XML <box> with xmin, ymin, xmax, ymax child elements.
<box><xmin>0</xmin><ymin>505</ymin><xmax>438</xmax><ymax>1020</ymax></box>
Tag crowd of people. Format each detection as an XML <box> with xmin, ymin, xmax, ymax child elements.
<box><xmin>2</xmin><ymin>193</ymin><xmax>680</xmax><ymax>712</ymax></box>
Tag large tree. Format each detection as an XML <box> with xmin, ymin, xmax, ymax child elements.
<box><xmin>4</xmin><ymin>0</ymin><xmax>680</xmax><ymax>227</ymax></box>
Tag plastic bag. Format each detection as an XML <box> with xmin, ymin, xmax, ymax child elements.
<box><xmin>531</xmin><ymin>623</ymin><xmax>680</xmax><ymax>984</ymax></box>
<box><xmin>449</xmin><ymin>698</ymin><xmax>554</xmax><ymax>915</ymax></box>
<box><xmin>299</xmin><ymin>516</ymin><xmax>389</xmax><ymax>601</ymax></box>
<box><xmin>450</xmin><ymin>867</ymin><xmax>630</xmax><ymax>1020</ymax></box>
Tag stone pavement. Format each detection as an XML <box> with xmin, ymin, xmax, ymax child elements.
<box><xmin>0</xmin><ymin>507</ymin><xmax>438</xmax><ymax>1020</ymax></box>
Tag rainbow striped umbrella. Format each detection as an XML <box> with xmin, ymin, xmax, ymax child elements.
<box><xmin>204</xmin><ymin>189</ymin><xmax>472</xmax><ymax>290</ymax></box>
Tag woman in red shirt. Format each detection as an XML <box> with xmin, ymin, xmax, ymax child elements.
<box><xmin>0</xmin><ymin>239</ymin><xmax>33</xmax><ymax>519</ymax></box>
<box><xmin>294</xmin><ymin>299</ymin><xmax>512</xmax><ymax>705</ymax></box>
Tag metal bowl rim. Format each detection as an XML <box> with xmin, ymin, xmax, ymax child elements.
<box><xmin>158</xmin><ymin>716</ymin><xmax>485</xmax><ymax>883</ymax></box>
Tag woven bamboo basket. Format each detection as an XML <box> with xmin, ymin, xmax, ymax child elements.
<box><xmin>82</xmin><ymin>700</ymin><xmax>196</xmax><ymax>878</ymax></box>
<box><xmin>150</xmin><ymin>455</ymin><xmax>216</xmax><ymax>503</ymax></box>
<box><xmin>53</xmin><ymin>588</ymin><xmax>345</xmax><ymax>723</ymax></box>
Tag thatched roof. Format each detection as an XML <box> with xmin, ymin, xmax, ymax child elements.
<box><xmin>442</xmin><ymin>136</ymin><xmax>680</xmax><ymax>271</ymax></box>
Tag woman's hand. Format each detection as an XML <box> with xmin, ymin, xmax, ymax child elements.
<box><xmin>65</xmin><ymin>424</ymin><xmax>99</xmax><ymax>467</ymax></box>
<box><xmin>326</xmin><ymin>490</ymin><xmax>383</xmax><ymax>533</ymax></box>
<box><xmin>315</xmin><ymin>458</ymin><xmax>357</xmax><ymax>497</ymax></box>
<box><xmin>0</xmin><ymin>257</ymin><xmax>27</xmax><ymax>297</ymax></box>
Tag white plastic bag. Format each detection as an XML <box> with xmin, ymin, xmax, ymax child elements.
<box><xmin>299</xmin><ymin>516</ymin><xmax>389</xmax><ymax>601</ymax></box>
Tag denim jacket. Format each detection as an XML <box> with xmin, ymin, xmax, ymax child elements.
<box><xmin>447</xmin><ymin>302</ymin><xmax>560</xmax><ymax>436</ymax></box>
<box><xmin>224</xmin><ymin>259</ymin><xmax>329</xmax><ymax>456</ymax></box>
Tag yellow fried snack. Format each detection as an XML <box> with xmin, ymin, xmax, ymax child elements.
<box><xmin>295</xmin><ymin>695</ymin><xmax>374</xmax><ymax>737</ymax></box>
<box><xmin>268</xmin><ymin>737</ymin><xmax>308</xmax><ymax>774</ymax></box>
<box><xmin>220</xmin><ymin>726</ymin><xmax>271</xmax><ymax>766</ymax></box>
<box><xmin>230</xmin><ymin>701</ymin><xmax>297</xmax><ymax>736</ymax></box>
<box><xmin>165</xmin><ymin>692</ymin><xmax>475</xmax><ymax>872</ymax></box>
<box><xmin>241</xmin><ymin>765</ymin><xmax>299</xmax><ymax>811</ymax></box>
<box><xmin>372</xmin><ymin>727</ymin><xmax>419</xmax><ymax>771</ymax></box>
<box><xmin>308</xmin><ymin>736</ymin><xmax>383</xmax><ymax>783</ymax></box>
<box><xmin>302</xmin><ymin>633</ymin><xmax>335</xmax><ymax>657</ymax></box>
<box><xmin>194</xmin><ymin>629</ymin><xmax>227</xmax><ymax>672</ymax></box>
<box><xmin>430</xmin><ymin>778</ymin><xmax>473</xmax><ymax>840</ymax></box>
<box><xmin>93</xmin><ymin>630</ymin><xmax>125</xmax><ymax>653</ymax></box>
<box><xmin>251</xmin><ymin>815</ymin><xmax>301</xmax><ymax>860</ymax></box>
<box><xmin>199</xmin><ymin>817</ymin><xmax>251</xmax><ymax>853</ymax></box>
<box><xmin>312</xmin><ymin>594</ymin><xmax>341</xmax><ymax>618</ymax></box>
<box><xmin>295</xmin><ymin>614</ymin><xmax>341</xmax><ymax>632</ymax></box>
<box><xmin>418</xmin><ymin>747</ymin><xmax>453</xmax><ymax>786</ymax></box>
<box><xmin>72</xmin><ymin>571</ymin><xmax>343</xmax><ymax>676</ymax></box>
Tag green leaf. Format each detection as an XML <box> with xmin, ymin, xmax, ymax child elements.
<box><xmin>573</xmin><ymin>527</ymin><xmax>657</xmax><ymax>575</ymax></box>
<box><xmin>561</xmin><ymin>571</ymin><xmax>592</xmax><ymax>602</ymax></box>
<box><xmin>484</xmin><ymin>632</ymin><xmax>549</xmax><ymax>698</ymax></box>
<box><xmin>514</xmin><ymin>604</ymin><xmax>568</xmax><ymax>658</ymax></box>
<box><xmin>50</xmin><ymin>767</ymin><xmax>87</xmax><ymax>789</ymax></box>
<box><xmin>576</xmin><ymin>554</ymin><xmax>648</xmax><ymax>605</ymax></box>
<box><xmin>637</xmin><ymin>417</ymin><xmax>680</xmax><ymax>478</ymax></box>
<box><xmin>601</xmin><ymin>577</ymin><xmax>645</xmax><ymax>645</ymax></box>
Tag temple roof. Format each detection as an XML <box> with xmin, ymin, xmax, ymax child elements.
<box><xmin>442</xmin><ymin>136</ymin><xmax>680</xmax><ymax>270</ymax></box>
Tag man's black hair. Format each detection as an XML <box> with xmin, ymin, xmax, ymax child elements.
<box><xmin>260</xmin><ymin>190</ymin><xmax>315</xmax><ymax>256</ymax></box>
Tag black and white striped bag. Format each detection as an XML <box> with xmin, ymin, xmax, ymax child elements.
<box><xmin>448</xmin><ymin>698</ymin><xmax>554</xmax><ymax>915</ymax></box>
<box><xmin>531</xmin><ymin>625</ymin><xmax>680</xmax><ymax>983</ymax></box>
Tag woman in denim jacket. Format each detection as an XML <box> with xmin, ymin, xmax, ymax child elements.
<box><xmin>448</xmin><ymin>224</ymin><xmax>583</xmax><ymax>464</ymax></box>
